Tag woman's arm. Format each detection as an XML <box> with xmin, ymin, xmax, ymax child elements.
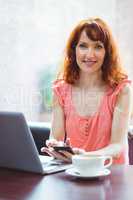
<box><xmin>49</xmin><ymin>92</ymin><xmax>66</xmax><ymax>140</ymax></box>
<box><xmin>85</xmin><ymin>84</ymin><xmax>133</xmax><ymax>158</ymax></box>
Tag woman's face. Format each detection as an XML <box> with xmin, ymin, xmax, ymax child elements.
<box><xmin>75</xmin><ymin>30</ymin><xmax>105</xmax><ymax>75</ymax></box>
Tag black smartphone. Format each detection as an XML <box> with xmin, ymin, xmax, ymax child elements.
<box><xmin>53</xmin><ymin>146</ymin><xmax>74</xmax><ymax>154</ymax></box>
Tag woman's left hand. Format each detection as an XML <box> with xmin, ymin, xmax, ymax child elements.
<box><xmin>59</xmin><ymin>147</ymin><xmax>85</xmax><ymax>160</ymax></box>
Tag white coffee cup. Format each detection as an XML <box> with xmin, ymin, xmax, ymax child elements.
<box><xmin>72</xmin><ymin>154</ymin><xmax>112</xmax><ymax>176</ymax></box>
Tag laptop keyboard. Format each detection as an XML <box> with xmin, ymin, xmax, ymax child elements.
<box><xmin>39</xmin><ymin>156</ymin><xmax>72</xmax><ymax>174</ymax></box>
<box><xmin>42</xmin><ymin>162</ymin><xmax>72</xmax><ymax>173</ymax></box>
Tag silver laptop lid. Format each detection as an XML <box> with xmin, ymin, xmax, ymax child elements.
<box><xmin>0</xmin><ymin>111</ymin><xmax>44</xmax><ymax>173</ymax></box>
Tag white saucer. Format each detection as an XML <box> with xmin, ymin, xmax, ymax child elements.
<box><xmin>65</xmin><ymin>168</ymin><xmax>111</xmax><ymax>178</ymax></box>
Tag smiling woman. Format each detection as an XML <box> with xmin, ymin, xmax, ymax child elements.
<box><xmin>41</xmin><ymin>17</ymin><xmax>133</xmax><ymax>165</ymax></box>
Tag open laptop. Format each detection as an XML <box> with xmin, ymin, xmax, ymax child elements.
<box><xmin>0</xmin><ymin>111</ymin><xmax>72</xmax><ymax>174</ymax></box>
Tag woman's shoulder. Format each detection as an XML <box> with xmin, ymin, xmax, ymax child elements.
<box><xmin>108</xmin><ymin>79</ymin><xmax>132</xmax><ymax>96</ymax></box>
<box><xmin>52</xmin><ymin>79</ymin><xmax>70</xmax><ymax>89</ymax></box>
<box><xmin>115</xmin><ymin>80</ymin><xmax>133</xmax><ymax>113</ymax></box>
<box><xmin>116</xmin><ymin>82</ymin><xmax>132</xmax><ymax>105</ymax></box>
<box><xmin>52</xmin><ymin>79</ymin><xmax>71</xmax><ymax>107</ymax></box>
<box><xmin>120</xmin><ymin>82</ymin><xmax>132</xmax><ymax>95</ymax></box>
<box><xmin>116</xmin><ymin>79</ymin><xmax>132</xmax><ymax>94</ymax></box>
<box><xmin>106</xmin><ymin>79</ymin><xmax>132</xmax><ymax>113</ymax></box>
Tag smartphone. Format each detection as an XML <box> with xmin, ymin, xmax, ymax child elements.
<box><xmin>53</xmin><ymin>146</ymin><xmax>74</xmax><ymax>154</ymax></box>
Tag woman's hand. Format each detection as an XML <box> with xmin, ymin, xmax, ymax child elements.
<box><xmin>45</xmin><ymin>138</ymin><xmax>63</xmax><ymax>147</ymax></box>
<box><xmin>41</xmin><ymin>138</ymin><xmax>85</xmax><ymax>163</ymax></box>
<box><xmin>41</xmin><ymin>138</ymin><xmax>72</xmax><ymax>163</ymax></box>
<box><xmin>41</xmin><ymin>146</ymin><xmax>71</xmax><ymax>163</ymax></box>
<box><xmin>59</xmin><ymin>147</ymin><xmax>85</xmax><ymax>159</ymax></box>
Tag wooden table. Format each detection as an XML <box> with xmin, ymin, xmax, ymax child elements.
<box><xmin>0</xmin><ymin>165</ymin><xmax>133</xmax><ymax>200</ymax></box>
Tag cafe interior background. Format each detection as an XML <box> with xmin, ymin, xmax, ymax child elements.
<box><xmin>0</xmin><ymin>0</ymin><xmax>132</xmax><ymax>123</ymax></box>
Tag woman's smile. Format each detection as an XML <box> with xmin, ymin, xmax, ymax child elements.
<box><xmin>82</xmin><ymin>59</ymin><xmax>97</xmax><ymax>68</ymax></box>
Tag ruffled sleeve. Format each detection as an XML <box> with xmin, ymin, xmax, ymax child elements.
<box><xmin>52</xmin><ymin>79</ymin><xmax>68</xmax><ymax>107</ymax></box>
<box><xmin>108</xmin><ymin>79</ymin><xmax>132</xmax><ymax>112</ymax></box>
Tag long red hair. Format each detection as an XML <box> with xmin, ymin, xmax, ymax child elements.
<box><xmin>58</xmin><ymin>17</ymin><xmax>127</xmax><ymax>86</ymax></box>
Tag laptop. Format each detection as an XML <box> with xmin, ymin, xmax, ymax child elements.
<box><xmin>0</xmin><ymin>111</ymin><xmax>72</xmax><ymax>174</ymax></box>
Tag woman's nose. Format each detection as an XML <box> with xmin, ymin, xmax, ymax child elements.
<box><xmin>86</xmin><ymin>48</ymin><xmax>95</xmax><ymax>58</ymax></box>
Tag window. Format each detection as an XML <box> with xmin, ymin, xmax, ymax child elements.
<box><xmin>0</xmin><ymin>0</ymin><xmax>132</xmax><ymax>122</ymax></box>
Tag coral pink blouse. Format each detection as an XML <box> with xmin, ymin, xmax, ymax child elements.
<box><xmin>52</xmin><ymin>79</ymin><xmax>131</xmax><ymax>164</ymax></box>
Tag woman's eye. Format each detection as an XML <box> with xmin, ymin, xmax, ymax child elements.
<box><xmin>95</xmin><ymin>44</ymin><xmax>103</xmax><ymax>49</ymax></box>
<box><xmin>78</xmin><ymin>44</ymin><xmax>87</xmax><ymax>48</ymax></box>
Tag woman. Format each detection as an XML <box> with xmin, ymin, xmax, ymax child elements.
<box><xmin>41</xmin><ymin>17</ymin><xmax>133</xmax><ymax>164</ymax></box>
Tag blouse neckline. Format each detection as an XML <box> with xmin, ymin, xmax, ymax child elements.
<box><xmin>69</xmin><ymin>84</ymin><xmax>111</xmax><ymax>119</ymax></box>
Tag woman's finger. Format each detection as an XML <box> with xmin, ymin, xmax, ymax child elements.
<box><xmin>41</xmin><ymin>147</ymin><xmax>71</xmax><ymax>162</ymax></box>
<box><xmin>65</xmin><ymin>138</ymin><xmax>71</xmax><ymax>146</ymax></box>
<box><xmin>46</xmin><ymin>139</ymin><xmax>58</xmax><ymax>147</ymax></box>
<box><xmin>73</xmin><ymin>148</ymin><xmax>85</xmax><ymax>154</ymax></box>
<box><xmin>59</xmin><ymin>151</ymin><xmax>73</xmax><ymax>159</ymax></box>
<box><xmin>46</xmin><ymin>139</ymin><xmax>65</xmax><ymax>148</ymax></box>
<box><xmin>41</xmin><ymin>147</ymin><xmax>54</xmax><ymax>157</ymax></box>
<box><xmin>52</xmin><ymin>151</ymin><xmax>71</xmax><ymax>162</ymax></box>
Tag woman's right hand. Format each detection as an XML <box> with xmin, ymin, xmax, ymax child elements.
<box><xmin>45</xmin><ymin>138</ymin><xmax>65</xmax><ymax>148</ymax></box>
<box><xmin>41</xmin><ymin>138</ymin><xmax>72</xmax><ymax>163</ymax></box>
<box><xmin>41</xmin><ymin>138</ymin><xmax>85</xmax><ymax>162</ymax></box>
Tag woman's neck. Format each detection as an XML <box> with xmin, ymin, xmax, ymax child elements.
<box><xmin>77</xmin><ymin>71</ymin><xmax>104</xmax><ymax>89</ymax></box>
